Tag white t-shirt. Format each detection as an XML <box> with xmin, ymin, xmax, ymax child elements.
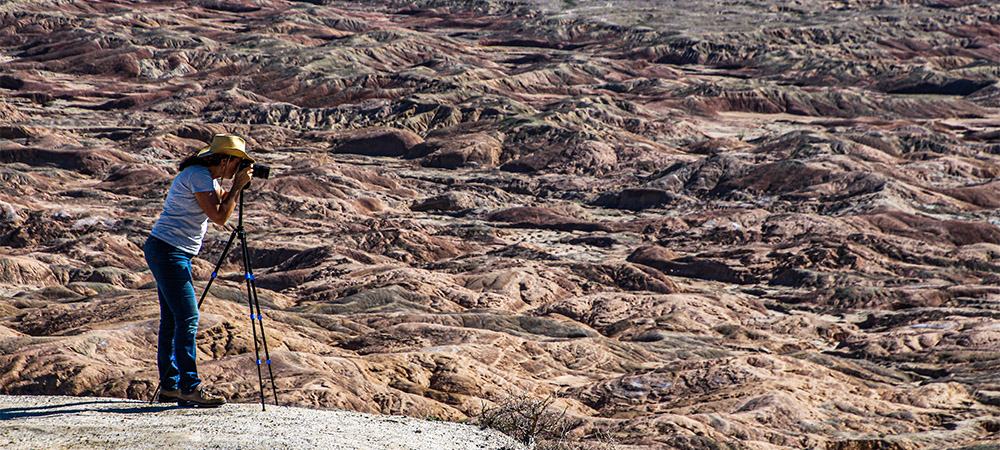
<box><xmin>150</xmin><ymin>166</ymin><xmax>220</xmax><ymax>255</ymax></box>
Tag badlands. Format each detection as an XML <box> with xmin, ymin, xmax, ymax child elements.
<box><xmin>2</xmin><ymin>0</ymin><xmax>1000</xmax><ymax>449</ymax></box>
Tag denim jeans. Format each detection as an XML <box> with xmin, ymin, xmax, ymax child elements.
<box><xmin>144</xmin><ymin>236</ymin><xmax>201</xmax><ymax>392</ymax></box>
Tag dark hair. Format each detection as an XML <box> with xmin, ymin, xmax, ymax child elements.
<box><xmin>178</xmin><ymin>152</ymin><xmax>231</xmax><ymax>171</ymax></box>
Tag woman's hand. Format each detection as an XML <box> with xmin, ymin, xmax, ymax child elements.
<box><xmin>232</xmin><ymin>165</ymin><xmax>252</xmax><ymax>191</ymax></box>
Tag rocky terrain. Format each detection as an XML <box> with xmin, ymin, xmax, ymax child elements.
<box><xmin>2</xmin><ymin>0</ymin><xmax>1000</xmax><ymax>449</ymax></box>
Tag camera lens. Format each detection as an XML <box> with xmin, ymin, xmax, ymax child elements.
<box><xmin>252</xmin><ymin>164</ymin><xmax>270</xmax><ymax>179</ymax></box>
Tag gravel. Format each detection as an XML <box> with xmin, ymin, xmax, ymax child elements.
<box><xmin>0</xmin><ymin>395</ymin><xmax>524</xmax><ymax>450</ymax></box>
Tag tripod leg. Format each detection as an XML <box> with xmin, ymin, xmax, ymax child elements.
<box><xmin>238</xmin><ymin>229</ymin><xmax>268</xmax><ymax>411</ymax></box>
<box><xmin>198</xmin><ymin>228</ymin><xmax>240</xmax><ymax>309</ymax></box>
<box><xmin>149</xmin><ymin>384</ymin><xmax>161</xmax><ymax>405</ymax></box>
<box><xmin>247</xmin><ymin>259</ymin><xmax>279</xmax><ymax>406</ymax></box>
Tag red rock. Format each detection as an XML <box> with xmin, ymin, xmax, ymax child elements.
<box><xmin>487</xmin><ymin>207</ymin><xmax>614</xmax><ymax>232</ymax></box>
<box><xmin>0</xmin><ymin>146</ymin><xmax>135</xmax><ymax>176</ymax></box>
<box><xmin>332</xmin><ymin>127</ymin><xmax>423</xmax><ymax>157</ymax></box>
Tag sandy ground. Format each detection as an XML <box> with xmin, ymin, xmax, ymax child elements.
<box><xmin>0</xmin><ymin>395</ymin><xmax>523</xmax><ymax>450</ymax></box>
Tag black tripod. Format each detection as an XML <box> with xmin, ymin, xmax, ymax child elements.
<box><xmin>150</xmin><ymin>190</ymin><xmax>278</xmax><ymax>411</ymax></box>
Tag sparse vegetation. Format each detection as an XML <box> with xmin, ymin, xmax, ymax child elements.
<box><xmin>476</xmin><ymin>392</ymin><xmax>617</xmax><ymax>450</ymax></box>
<box><xmin>477</xmin><ymin>392</ymin><xmax>574</xmax><ymax>449</ymax></box>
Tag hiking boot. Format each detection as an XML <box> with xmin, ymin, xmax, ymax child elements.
<box><xmin>177</xmin><ymin>386</ymin><xmax>226</xmax><ymax>408</ymax></box>
<box><xmin>157</xmin><ymin>389</ymin><xmax>181</xmax><ymax>403</ymax></box>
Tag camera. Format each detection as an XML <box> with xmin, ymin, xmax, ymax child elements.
<box><xmin>239</xmin><ymin>159</ymin><xmax>270</xmax><ymax>179</ymax></box>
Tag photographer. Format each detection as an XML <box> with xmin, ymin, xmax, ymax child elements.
<box><xmin>144</xmin><ymin>134</ymin><xmax>253</xmax><ymax>407</ymax></box>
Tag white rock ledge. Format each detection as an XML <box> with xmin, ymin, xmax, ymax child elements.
<box><xmin>0</xmin><ymin>395</ymin><xmax>523</xmax><ymax>450</ymax></box>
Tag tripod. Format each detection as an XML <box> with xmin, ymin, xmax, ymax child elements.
<box><xmin>150</xmin><ymin>190</ymin><xmax>278</xmax><ymax>411</ymax></box>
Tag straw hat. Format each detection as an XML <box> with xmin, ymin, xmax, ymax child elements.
<box><xmin>196</xmin><ymin>134</ymin><xmax>255</xmax><ymax>163</ymax></box>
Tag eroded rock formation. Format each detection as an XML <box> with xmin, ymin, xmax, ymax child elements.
<box><xmin>2</xmin><ymin>0</ymin><xmax>1000</xmax><ymax>449</ymax></box>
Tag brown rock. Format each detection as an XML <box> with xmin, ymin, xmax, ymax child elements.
<box><xmin>332</xmin><ymin>127</ymin><xmax>423</xmax><ymax>157</ymax></box>
<box><xmin>410</xmin><ymin>132</ymin><xmax>503</xmax><ymax>169</ymax></box>
<box><xmin>0</xmin><ymin>146</ymin><xmax>135</xmax><ymax>176</ymax></box>
<box><xmin>410</xmin><ymin>192</ymin><xmax>479</xmax><ymax>212</ymax></box>
<box><xmin>487</xmin><ymin>207</ymin><xmax>614</xmax><ymax>232</ymax></box>
<box><xmin>0</xmin><ymin>257</ymin><xmax>56</xmax><ymax>286</ymax></box>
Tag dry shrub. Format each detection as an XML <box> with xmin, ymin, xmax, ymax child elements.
<box><xmin>476</xmin><ymin>392</ymin><xmax>617</xmax><ymax>450</ymax></box>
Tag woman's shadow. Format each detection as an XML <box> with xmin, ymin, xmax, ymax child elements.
<box><xmin>1</xmin><ymin>398</ymin><xmax>177</xmax><ymax>420</ymax></box>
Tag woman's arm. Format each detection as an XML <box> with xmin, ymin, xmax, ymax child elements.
<box><xmin>194</xmin><ymin>169</ymin><xmax>252</xmax><ymax>226</ymax></box>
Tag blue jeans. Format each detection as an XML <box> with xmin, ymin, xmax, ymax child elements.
<box><xmin>144</xmin><ymin>236</ymin><xmax>201</xmax><ymax>392</ymax></box>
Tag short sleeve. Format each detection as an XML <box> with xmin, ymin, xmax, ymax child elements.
<box><xmin>190</xmin><ymin>167</ymin><xmax>217</xmax><ymax>193</ymax></box>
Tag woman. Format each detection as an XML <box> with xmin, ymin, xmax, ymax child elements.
<box><xmin>145</xmin><ymin>134</ymin><xmax>253</xmax><ymax>407</ymax></box>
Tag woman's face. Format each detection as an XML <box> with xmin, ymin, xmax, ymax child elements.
<box><xmin>221</xmin><ymin>157</ymin><xmax>242</xmax><ymax>179</ymax></box>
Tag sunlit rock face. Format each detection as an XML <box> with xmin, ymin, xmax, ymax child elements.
<box><xmin>2</xmin><ymin>0</ymin><xmax>1000</xmax><ymax>448</ymax></box>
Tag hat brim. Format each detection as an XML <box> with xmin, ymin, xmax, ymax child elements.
<box><xmin>197</xmin><ymin>146</ymin><xmax>255</xmax><ymax>164</ymax></box>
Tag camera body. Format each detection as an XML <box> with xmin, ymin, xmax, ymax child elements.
<box><xmin>252</xmin><ymin>164</ymin><xmax>270</xmax><ymax>179</ymax></box>
<box><xmin>239</xmin><ymin>159</ymin><xmax>270</xmax><ymax>179</ymax></box>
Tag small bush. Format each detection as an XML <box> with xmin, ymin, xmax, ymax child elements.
<box><xmin>476</xmin><ymin>392</ymin><xmax>617</xmax><ymax>450</ymax></box>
